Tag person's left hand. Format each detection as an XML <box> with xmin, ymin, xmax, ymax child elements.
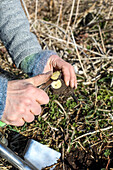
<box><xmin>43</xmin><ymin>55</ymin><xmax>77</xmax><ymax>89</ymax></box>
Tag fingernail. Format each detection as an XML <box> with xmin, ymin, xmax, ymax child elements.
<box><xmin>72</xmin><ymin>82</ymin><xmax>74</xmax><ymax>88</ymax></box>
<box><xmin>75</xmin><ymin>83</ymin><xmax>77</xmax><ymax>89</ymax></box>
<box><xmin>66</xmin><ymin>81</ymin><xmax>69</xmax><ymax>86</ymax></box>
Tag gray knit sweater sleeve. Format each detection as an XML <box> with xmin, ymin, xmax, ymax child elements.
<box><xmin>0</xmin><ymin>0</ymin><xmax>58</xmax><ymax>118</ymax></box>
<box><xmin>0</xmin><ymin>77</ymin><xmax>7</xmax><ymax>119</ymax></box>
<box><xmin>0</xmin><ymin>0</ymin><xmax>42</xmax><ymax>66</ymax></box>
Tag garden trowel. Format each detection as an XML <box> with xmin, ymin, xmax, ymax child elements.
<box><xmin>0</xmin><ymin>138</ymin><xmax>61</xmax><ymax>170</ymax></box>
<box><xmin>24</xmin><ymin>139</ymin><xmax>61</xmax><ymax>170</ymax></box>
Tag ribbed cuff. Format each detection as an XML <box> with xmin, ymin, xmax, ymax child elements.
<box><xmin>21</xmin><ymin>50</ymin><xmax>58</xmax><ymax>77</ymax></box>
<box><xmin>0</xmin><ymin>77</ymin><xmax>8</xmax><ymax>119</ymax></box>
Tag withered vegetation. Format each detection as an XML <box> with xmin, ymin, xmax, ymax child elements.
<box><xmin>0</xmin><ymin>0</ymin><xmax>113</xmax><ymax>169</ymax></box>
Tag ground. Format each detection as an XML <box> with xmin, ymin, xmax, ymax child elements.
<box><xmin>0</xmin><ymin>0</ymin><xmax>113</xmax><ymax>169</ymax></box>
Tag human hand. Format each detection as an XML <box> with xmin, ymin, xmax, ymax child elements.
<box><xmin>2</xmin><ymin>72</ymin><xmax>52</xmax><ymax>126</ymax></box>
<box><xmin>43</xmin><ymin>55</ymin><xmax>77</xmax><ymax>89</ymax></box>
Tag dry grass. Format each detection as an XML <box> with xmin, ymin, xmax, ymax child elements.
<box><xmin>0</xmin><ymin>0</ymin><xmax>113</xmax><ymax>169</ymax></box>
<box><xmin>23</xmin><ymin>0</ymin><xmax>113</xmax><ymax>83</ymax></box>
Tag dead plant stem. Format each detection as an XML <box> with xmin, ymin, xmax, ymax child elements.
<box><xmin>64</xmin><ymin>0</ymin><xmax>76</xmax><ymax>39</ymax></box>
<box><xmin>35</xmin><ymin>0</ymin><xmax>38</xmax><ymax>26</ymax></box>
<box><xmin>72</xmin><ymin>126</ymin><xmax>113</xmax><ymax>143</ymax></box>
<box><xmin>70</xmin><ymin>28</ymin><xmax>87</xmax><ymax>78</ymax></box>
<box><xmin>46</xmin><ymin>34</ymin><xmax>112</xmax><ymax>59</ymax></box>
<box><xmin>98</xmin><ymin>25</ymin><xmax>106</xmax><ymax>54</ymax></box>
<box><xmin>21</xmin><ymin>0</ymin><xmax>30</xmax><ymax>21</ymax></box>
<box><xmin>72</xmin><ymin>0</ymin><xmax>80</xmax><ymax>30</ymax></box>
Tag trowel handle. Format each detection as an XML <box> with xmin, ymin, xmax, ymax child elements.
<box><xmin>0</xmin><ymin>141</ymin><xmax>37</xmax><ymax>170</ymax></box>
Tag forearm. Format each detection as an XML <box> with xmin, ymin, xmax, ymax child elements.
<box><xmin>0</xmin><ymin>0</ymin><xmax>58</xmax><ymax>76</ymax></box>
<box><xmin>21</xmin><ymin>50</ymin><xmax>57</xmax><ymax>76</ymax></box>
<box><xmin>0</xmin><ymin>76</ymin><xmax>8</xmax><ymax>119</ymax></box>
<box><xmin>0</xmin><ymin>0</ymin><xmax>42</xmax><ymax>67</ymax></box>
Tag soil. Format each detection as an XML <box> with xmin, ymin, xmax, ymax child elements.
<box><xmin>54</xmin><ymin>146</ymin><xmax>113</xmax><ymax>170</ymax></box>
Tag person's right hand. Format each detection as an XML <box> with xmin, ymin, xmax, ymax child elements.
<box><xmin>1</xmin><ymin>72</ymin><xmax>52</xmax><ymax>126</ymax></box>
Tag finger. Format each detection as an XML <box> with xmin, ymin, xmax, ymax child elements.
<box><xmin>62</xmin><ymin>64</ymin><xmax>77</xmax><ymax>88</ymax></box>
<box><xmin>15</xmin><ymin>118</ymin><xmax>25</xmax><ymax>126</ymax></box>
<box><xmin>23</xmin><ymin>112</ymin><xmax>34</xmax><ymax>123</ymax></box>
<box><xmin>2</xmin><ymin>107</ymin><xmax>25</xmax><ymax>123</ymax></box>
<box><xmin>62</xmin><ymin>66</ymin><xmax>71</xmax><ymax>87</ymax></box>
<box><xmin>52</xmin><ymin>56</ymin><xmax>77</xmax><ymax>88</ymax></box>
<box><xmin>53</xmin><ymin>58</ymin><xmax>72</xmax><ymax>86</ymax></box>
<box><xmin>26</xmin><ymin>71</ymin><xmax>53</xmax><ymax>87</ymax></box>
<box><xmin>2</xmin><ymin>118</ymin><xmax>25</xmax><ymax>127</ymax></box>
<box><xmin>70</xmin><ymin>66</ymin><xmax>77</xmax><ymax>88</ymax></box>
<box><xmin>23</xmin><ymin>87</ymin><xmax>49</xmax><ymax>105</ymax></box>
<box><xmin>75</xmin><ymin>77</ymin><xmax>77</xmax><ymax>89</ymax></box>
<box><xmin>33</xmin><ymin>88</ymin><xmax>49</xmax><ymax>105</ymax></box>
<box><xmin>29</xmin><ymin>101</ymin><xmax>42</xmax><ymax>116</ymax></box>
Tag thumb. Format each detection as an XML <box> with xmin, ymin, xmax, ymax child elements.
<box><xmin>25</xmin><ymin>71</ymin><xmax>53</xmax><ymax>87</ymax></box>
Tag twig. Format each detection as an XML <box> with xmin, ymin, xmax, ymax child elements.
<box><xmin>77</xmin><ymin>141</ymin><xmax>87</xmax><ymax>152</ymax></box>
<box><xmin>97</xmin><ymin>109</ymin><xmax>113</xmax><ymax>113</ymax></box>
<box><xmin>75</xmin><ymin>104</ymin><xmax>82</xmax><ymax>122</ymax></box>
<box><xmin>106</xmin><ymin>156</ymin><xmax>110</xmax><ymax>170</ymax></box>
<box><xmin>87</xmin><ymin>4</ymin><xmax>103</xmax><ymax>26</ymax></box>
<box><xmin>110</xmin><ymin>77</ymin><xmax>113</xmax><ymax>87</ymax></box>
<box><xmin>94</xmin><ymin>81</ymin><xmax>98</xmax><ymax>107</ymax></box>
<box><xmin>56</xmin><ymin>0</ymin><xmax>63</xmax><ymax>37</ymax></box>
<box><xmin>72</xmin><ymin>126</ymin><xmax>113</xmax><ymax>143</ymax></box>
<box><xmin>92</xmin><ymin>36</ymin><xmax>104</xmax><ymax>55</ymax></box>
<box><xmin>35</xmin><ymin>0</ymin><xmax>38</xmax><ymax>25</ymax></box>
<box><xmin>98</xmin><ymin>25</ymin><xmax>106</xmax><ymax>54</ymax></box>
<box><xmin>90</xmin><ymin>141</ymin><xmax>102</xmax><ymax>147</ymax></box>
<box><xmin>67</xmin><ymin>130</ymin><xmax>76</xmax><ymax>153</ymax></box>
<box><xmin>83</xmin><ymin>18</ymin><xmax>113</xmax><ymax>29</ymax></box>
<box><xmin>73</xmin><ymin>2</ymin><xmax>96</xmax><ymax>28</ymax></box>
<box><xmin>54</xmin><ymin>100</ymin><xmax>68</xmax><ymax>119</ymax></box>
<box><xmin>62</xmin><ymin>141</ymin><xmax>65</xmax><ymax>170</ymax></box>
<box><xmin>70</xmin><ymin>28</ymin><xmax>87</xmax><ymax>78</ymax></box>
<box><xmin>35</xmin><ymin>19</ymin><xmax>66</xmax><ymax>34</ymax></box>
<box><xmin>46</xmin><ymin>34</ymin><xmax>113</xmax><ymax>59</ymax></box>
<box><xmin>56</xmin><ymin>0</ymin><xmax>63</xmax><ymax>27</ymax></box>
<box><xmin>21</xmin><ymin>0</ymin><xmax>30</xmax><ymax>21</ymax></box>
<box><xmin>72</xmin><ymin>0</ymin><xmax>81</xmax><ymax>30</ymax></box>
<box><xmin>108</xmin><ymin>113</ymin><xmax>113</xmax><ymax>120</ymax></box>
<box><xmin>104</xmin><ymin>6</ymin><xmax>113</xmax><ymax>28</ymax></box>
<box><xmin>46</xmin><ymin>121</ymin><xmax>59</xmax><ymax>131</ymax></box>
<box><xmin>64</xmin><ymin>0</ymin><xmax>76</xmax><ymax>39</ymax></box>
